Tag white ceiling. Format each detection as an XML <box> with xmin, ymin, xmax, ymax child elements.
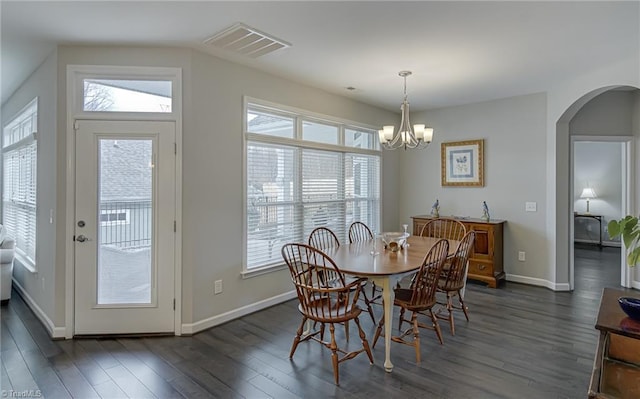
<box><xmin>2</xmin><ymin>1</ymin><xmax>638</xmax><ymax>110</ymax></box>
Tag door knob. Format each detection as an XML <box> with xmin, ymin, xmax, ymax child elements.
<box><xmin>76</xmin><ymin>234</ymin><xmax>91</xmax><ymax>242</ymax></box>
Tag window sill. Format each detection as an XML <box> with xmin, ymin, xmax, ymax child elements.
<box><xmin>15</xmin><ymin>255</ymin><xmax>37</xmax><ymax>274</ymax></box>
<box><xmin>241</xmin><ymin>263</ymin><xmax>287</xmax><ymax>279</ymax></box>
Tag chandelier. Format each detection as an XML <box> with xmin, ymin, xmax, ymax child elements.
<box><xmin>378</xmin><ymin>71</ymin><xmax>434</xmax><ymax>150</ymax></box>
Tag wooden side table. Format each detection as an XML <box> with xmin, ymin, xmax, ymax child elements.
<box><xmin>574</xmin><ymin>212</ymin><xmax>603</xmax><ymax>248</ymax></box>
<box><xmin>588</xmin><ymin>288</ymin><xmax>640</xmax><ymax>398</ymax></box>
<box><xmin>411</xmin><ymin>215</ymin><xmax>505</xmax><ymax>288</ymax></box>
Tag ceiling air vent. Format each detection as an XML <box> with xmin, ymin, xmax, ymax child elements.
<box><xmin>204</xmin><ymin>23</ymin><xmax>291</xmax><ymax>58</ymax></box>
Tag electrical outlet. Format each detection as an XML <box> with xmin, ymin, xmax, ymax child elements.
<box><xmin>525</xmin><ymin>202</ymin><xmax>537</xmax><ymax>212</ymax></box>
<box><xmin>214</xmin><ymin>280</ymin><xmax>223</xmax><ymax>294</ymax></box>
<box><xmin>518</xmin><ymin>251</ymin><xmax>526</xmax><ymax>261</ymax></box>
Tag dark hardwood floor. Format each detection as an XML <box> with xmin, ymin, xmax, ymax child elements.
<box><xmin>1</xmin><ymin>245</ymin><xmax>633</xmax><ymax>398</ymax></box>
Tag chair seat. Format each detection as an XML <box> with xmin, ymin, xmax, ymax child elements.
<box><xmin>299</xmin><ymin>297</ymin><xmax>362</xmax><ymax>323</ymax></box>
<box><xmin>394</xmin><ymin>287</ymin><xmax>413</xmax><ymax>303</ymax></box>
<box><xmin>326</xmin><ymin>275</ymin><xmax>360</xmax><ymax>289</ymax></box>
<box><xmin>437</xmin><ymin>277</ymin><xmax>464</xmax><ymax>291</ymax></box>
<box><xmin>393</xmin><ymin>287</ymin><xmax>437</xmax><ymax>311</ymax></box>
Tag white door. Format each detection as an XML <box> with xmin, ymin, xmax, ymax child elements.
<box><xmin>74</xmin><ymin>120</ymin><xmax>175</xmax><ymax>335</ymax></box>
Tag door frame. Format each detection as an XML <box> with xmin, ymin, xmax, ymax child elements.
<box><xmin>65</xmin><ymin>65</ymin><xmax>183</xmax><ymax>338</ymax></box>
<box><xmin>569</xmin><ymin>135</ymin><xmax>635</xmax><ymax>290</ymax></box>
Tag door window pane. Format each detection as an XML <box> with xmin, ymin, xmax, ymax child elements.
<box><xmin>97</xmin><ymin>139</ymin><xmax>153</xmax><ymax>304</ymax></box>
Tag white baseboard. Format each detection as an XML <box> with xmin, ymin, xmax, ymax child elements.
<box><xmin>11</xmin><ymin>279</ymin><xmax>66</xmax><ymax>339</ymax></box>
<box><xmin>506</xmin><ymin>274</ymin><xmax>571</xmax><ymax>291</ymax></box>
<box><xmin>181</xmin><ymin>290</ymin><xmax>297</xmax><ymax>335</ymax></box>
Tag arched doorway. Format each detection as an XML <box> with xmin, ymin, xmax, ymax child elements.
<box><xmin>556</xmin><ymin>85</ymin><xmax>639</xmax><ymax>291</ymax></box>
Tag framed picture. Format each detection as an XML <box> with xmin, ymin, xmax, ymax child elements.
<box><xmin>441</xmin><ymin>139</ymin><xmax>484</xmax><ymax>187</ymax></box>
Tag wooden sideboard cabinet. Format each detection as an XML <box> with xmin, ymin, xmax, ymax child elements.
<box><xmin>411</xmin><ymin>215</ymin><xmax>505</xmax><ymax>288</ymax></box>
<box><xmin>589</xmin><ymin>288</ymin><xmax>640</xmax><ymax>399</ymax></box>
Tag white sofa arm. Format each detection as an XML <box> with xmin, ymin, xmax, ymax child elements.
<box><xmin>0</xmin><ymin>237</ymin><xmax>16</xmax><ymax>264</ymax></box>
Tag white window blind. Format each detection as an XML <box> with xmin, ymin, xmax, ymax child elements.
<box><xmin>2</xmin><ymin>98</ymin><xmax>38</xmax><ymax>267</ymax></box>
<box><xmin>245</xmin><ymin>101</ymin><xmax>380</xmax><ymax>271</ymax></box>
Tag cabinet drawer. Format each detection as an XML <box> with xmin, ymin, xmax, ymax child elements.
<box><xmin>600</xmin><ymin>358</ymin><xmax>640</xmax><ymax>399</ymax></box>
<box><xmin>468</xmin><ymin>261</ymin><xmax>494</xmax><ymax>276</ymax></box>
<box><xmin>608</xmin><ymin>333</ymin><xmax>640</xmax><ymax>365</ymax></box>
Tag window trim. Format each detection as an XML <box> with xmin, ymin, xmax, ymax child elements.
<box><xmin>2</xmin><ymin>97</ymin><xmax>38</xmax><ymax>272</ymax></box>
<box><xmin>242</xmin><ymin>96</ymin><xmax>382</xmax><ymax>277</ymax></box>
<box><xmin>69</xmin><ymin>65</ymin><xmax>180</xmax><ymax>121</ymax></box>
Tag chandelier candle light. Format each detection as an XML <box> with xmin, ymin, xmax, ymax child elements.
<box><xmin>379</xmin><ymin>71</ymin><xmax>434</xmax><ymax>150</ymax></box>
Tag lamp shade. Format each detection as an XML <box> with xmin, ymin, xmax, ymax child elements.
<box><xmin>580</xmin><ymin>187</ymin><xmax>597</xmax><ymax>199</ymax></box>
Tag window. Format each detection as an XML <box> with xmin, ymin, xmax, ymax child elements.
<box><xmin>2</xmin><ymin>98</ymin><xmax>38</xmax><ymax>268</ymax></box>
<box><xmin>99</xmin><ymin>209</ymin><xmax>130</xmax><ymax>226</ymax></box>
<box><xmin>244</xmin><ymin>100</ymin><xmax>381</xmax><ymax>272</ymax></box>
<box><xmin>83</xmin><ymin>79</ymin><xmax>172</xmax><ymax>113</ymax></box>
<box><xmin>302</xmin><ymin>120</ymin><xmax>339</xmax><ymax>145</ymax></box>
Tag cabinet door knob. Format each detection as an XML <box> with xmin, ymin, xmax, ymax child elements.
<box><xmin>478</xmin><ymin>264</ymin><xmax>486</xmax><ymax>270</ymax></box>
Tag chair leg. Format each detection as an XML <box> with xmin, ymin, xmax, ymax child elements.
<box><xmin>411</xmin><ymin>312</ymin><xmax>421</xmax><ymax>363</ymax></box>
<box><xmin>360</xmin><ymin>289</ymin><xmax>376</xmax><ymax>324</ymax></box>
<box><xmin>398</xmin><ymin>307</ymin><xmax>406</xmax><ymax>331</ymax></box>
<box><xmin>354</xmin><ymin>317</ymin><xmax>374</xmax><ymax>364</ymax></box>
<box><xmin>290</xmin><ymin>316</ymin><xmax>307</xmax><ymax>358</ymax></box>
<box><xmin>458</xmin><ymin>289</ymin><xmax>470</xmax><ymax>321</ymax></box>
<box><xmin>447</xmin><ymin>292</ymin><xmax>455</xmax><ymax>335</ymax></box>
<box><xmin>344</xmin><ymin>319</ymin><xmax>350</xmax><ymax>341</ymax></box>
<box><xmin>372</xmin><ymin>317</ymin><xmax>384</xmax><ymax>348</ymax></box>
<box><xmin>329</xmin><ymin>323</ymin><xmax>340</xmax><ymax>385</ymax></box>
<box><xmin>429</xmin><ymin>309</ymin><xmax>444</xmax><ymax>345</ymax></box>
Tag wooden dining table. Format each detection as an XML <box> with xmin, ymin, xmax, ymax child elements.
<box><xmin>322</xmin><ymin>235</ymin><xmax>458</xmax><ymax>372</ymax></box>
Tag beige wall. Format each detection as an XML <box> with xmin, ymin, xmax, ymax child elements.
<box><xmin>400</xmin><ymin>93</ymin><xmax>550</xmax><ymax>283</ymax></box>
<box><xmin>570</xmin><ymin>90</ymin><xmax>637</xmax><ymax>136</ymax></box>
<box><xmin>186</xmin><ymin>49</ymin><xmax>398</xmax><ymax>323</ymax></box>
<box><xmin>1</xmin><ymin>51</ymin><xmax>58</xmax><ymax>329</ymax></box>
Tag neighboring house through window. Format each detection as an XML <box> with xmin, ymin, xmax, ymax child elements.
<box><xmin>2</xmin><ymin>98</ymin><xmax>38</xmax><ymax>269</ymax></box>
<box><xmin>244</xmin><ymin>99</ymin><xmax>381</xmax><ymax>273</ymax></box>
<box><xmin>99</xmin><ymin>139</ymin><xmax>152</xmax><ymax>249</ymax></box>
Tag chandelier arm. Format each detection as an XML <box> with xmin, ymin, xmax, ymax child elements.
<box><xmin>403</xmin><ymin>101</ymin><xmax>418</xmax><ymax>147</ymax></box>
<box><xmin>387</xmin><ymin>100</ymin><xmax>408</xmax><ymax>148</ymax></box>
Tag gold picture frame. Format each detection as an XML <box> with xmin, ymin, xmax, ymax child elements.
<box><xmin>441</xmin><ymin>139</ymin><xmax>484</xmax><ymax>187</ymax></box>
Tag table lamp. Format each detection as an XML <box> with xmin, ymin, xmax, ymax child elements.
<box><xmin>580</xmin><ymin>187</ymin><xmax>597</xmax><ymax>213</ymax></box>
